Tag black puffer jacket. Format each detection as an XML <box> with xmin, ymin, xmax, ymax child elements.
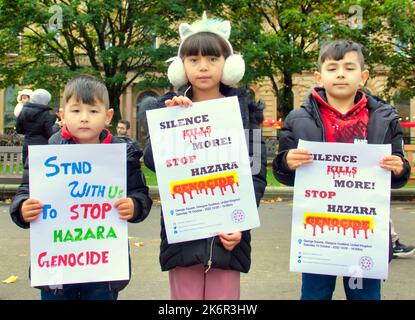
<box><xmin>272</xmin><ymin>90</ymin><xmax>411</xmax><ymax>263</ymax></box>
<box><xmin>16</xmin><ymin>102</ymin><xmax>56</xmax><ymax>145</ymax></box>
<box><xmin>141</xmin><ymin>85</ymin><xmax>267</xmax><ymax>273</ymax></box>
<box><xmin>10</xmin><ymin>128</ymin><xmax>153</xmax><ymax>292</ymax></box>
<box><xmin>272</xmin><ymin>90</ymin><xmax>411</xmax><ymax>188</ymax></box>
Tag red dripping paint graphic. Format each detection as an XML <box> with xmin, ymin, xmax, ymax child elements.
<box><xmin>170</xmin><ymin>172</ymin><xmax>239</xmax><ymax>204</ymax></box>
<box><xmin>303</xmin><ymin>213</ymin><xmax>374</xmax><ymax>239</ymax></box>
<box><xmin>326</xmin><ymin>165</ymin><xmax>358</xmax><ymax>180</ymax></box>
<box><xmin>182</xmin><ymin>126</ymin><xmax>212</xmax><ymax>143</ymax></box>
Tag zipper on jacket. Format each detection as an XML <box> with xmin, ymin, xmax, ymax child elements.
<box><xmin>310</xmin><ymin>99</ymin><xmax>327</xmax><ymax>142</ymax></box>
<box><xmin>205</xmin><ymin>237</ymin><xmax>215</xmax><ymax>273</ymax></box>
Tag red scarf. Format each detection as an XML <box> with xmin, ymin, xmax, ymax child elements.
<box><xmin>60</xmin><ymin>125</ymin><xmax>112</xmax><ymax>144</ymax></box>
<box><xmin>312</xmin><ymin>88</ymin><xmax>369</xmax><ymax>143</ymax></box>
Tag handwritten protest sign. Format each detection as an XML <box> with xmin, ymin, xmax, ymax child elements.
<box><xmin>29</xmin><ymin>144</ymin><xmax>128</xmax><ymax>287</ymax></box>
<box><xmin>290</xmin><ymin>140</ymin><xmax>391</xmax><ymax>279</ymax></box>
<box><xmin>146</xmin><ymin>96</ymin><xmax>260</xmax><ymax>243</ymax></box>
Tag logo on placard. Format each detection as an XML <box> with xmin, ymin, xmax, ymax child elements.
<box><xmin>359</xmin><ymin>256</ymin><xmax>374</xmax><ymax>271</ymax></box>
<box><xmin>231</xmin><ymin>209</ymin><xmax>245</xmax><ymax>224</ymax></box>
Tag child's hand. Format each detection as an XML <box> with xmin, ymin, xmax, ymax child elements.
<box><xmin>21</xmin><ymin>199</ymin><xmax>43</xmax><ymax>223</ymax></box>
<box><xmin>286</xmin><ymin>149</ymin><xmax>313</xmax><ymax>170</ymax></box>
<box><xmin>165</xmin><ymin>96</ymin><xmax>192</xmax><ymax>108</ymax></box>
<box><xmin>114</xmin><ymin>197</ymin><xmax>135</xmax><ymax>221</ymax></box>
<box><xmin>380</xmin><ymin>155</ymin><xmax>404</xmax><ymax>176</ymax></box>
<box><xmin>219</xmin><ymin>232</ymin><xmax>242</xmax><ymax>251</ymax></box>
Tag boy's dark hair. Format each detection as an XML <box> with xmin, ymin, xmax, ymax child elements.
<box><xmin>317</xmin><ymin>40</ymin><xmax>365</xmax><ymax>71</ymax></box>
<box><xmin>118</xmin><ymin>119</ymin><xmax>130</xmax><ymax>130</ymax></box>
<box><xmin>180</xmin><ymin>32</ymin><xmax>231</xmax><ymax>59</ymax></box>
<box><xmin>63</xmin><ymin>74</ymin><xmax>109</xmax><ymax>108</ymax></box>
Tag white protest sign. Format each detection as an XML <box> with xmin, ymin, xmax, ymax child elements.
<box><xmin>29</xmin><ymin>144</ymin><xmax>128</xmax><ymax>287</ymax></box>
<box><xmin>146</xmin><ymin>96</ymin><xmax>260</xmax><ymax>243</ymax></box>
<box><xmin>290</xmin><ymin>140</ymin><xmax>391</xmax><ymax>279</ymax></box>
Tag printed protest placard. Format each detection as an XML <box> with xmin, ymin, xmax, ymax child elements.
<box><xmin>290</xmin><ymin>140</ymin><xmax>391</xmax><ymax>279</ymax></box>
<box><xmin>29</xmin><ymin>144</ymin><xmax>128</xmax><ymax>287</ymax></box>
<box><xmin>146</xmin><ymin>96</ymin><xmax>260</xmax><ymax>243</ymax></box>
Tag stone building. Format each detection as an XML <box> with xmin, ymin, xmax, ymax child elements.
<box><xmin>2</xmin><ymin>69</ymin><xmax>414</xmax><ymax>149</ymax></box>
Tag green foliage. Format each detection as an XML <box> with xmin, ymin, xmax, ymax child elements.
<box><xmin>1</xmin><ymin>0</ymin><xmax>414</xmax><ymax>121</ymax></box>
<box><xmin>200</xmin><ymin>1</ymin><xmax>347</xmax><ymax>117</ymax></box>
<box><xmin>381</xmin><ymin>0</ymin><xmax>415</xmax><ymax>99</ymax></box>
<box><xmin>0</xmin><ymin>0</ymin><xmax>188</xmax><ymax>125</ymax></box>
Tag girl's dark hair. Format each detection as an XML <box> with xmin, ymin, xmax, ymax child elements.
<box><xmin>317</xmin><ymin>40</ymin><xmax>365</xmax><ymax>71</ymax></box>
<box><xmin>179</xmin><ymin>32</ymin><xmax>231</xmax><ymax>59</ymax></box>
<box><xmin>63</xmin><ymin>74</ymin><xmax>109</xmax><ymax>108</ymax></box>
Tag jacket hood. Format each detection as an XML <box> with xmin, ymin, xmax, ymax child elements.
<box><xmin>302</xmin><ymin>87</ymin><xmax>398</xmax><ymax>122</ymax></box>
<box><xmin>49</xmin><ymin>127</ymin><xmax>142</xmax><ymax>160</ymax></box>
<box><xmin>49</xmin><ymin>126</ymin><xmax>112</xmax><ymax>144</ymax></box>
<box><xmin>21</xmin><ymin>103</ymin><xmax>53</xmax><ymax>121</ymax></box>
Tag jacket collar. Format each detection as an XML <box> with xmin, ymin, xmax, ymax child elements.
<box><xmin>311</xmin><ymin>87</ymin><xmax>367</xmax><ymax>117</ymax></box>
<box><xmin>302</xmin><ymin>87</ymin><xmax>399</xmax><ymax>144</ymax></box>
<box><xmin>60</xmin><ymin>125</ymin><xmax>112</xmax><ymax>144</ymax></box>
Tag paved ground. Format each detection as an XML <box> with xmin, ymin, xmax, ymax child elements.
<box><xmin>1</xmin><ymin>200</ymin><xmax>414</xmax><ymax>300</ymax></box>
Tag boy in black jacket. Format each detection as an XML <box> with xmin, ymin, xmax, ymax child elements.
<box><xmin>272</xmin><ymin>40</ymin><xmax>410</xmax><ymax>300</ymax></box>
<box><xmin>10</xmin><ymin>74</ymin><xmax>152</xmax><ymax>300</ymax></box>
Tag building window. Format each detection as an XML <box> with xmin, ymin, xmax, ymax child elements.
<box><xmin>394</xmin><ymin>91</ymin><xmax>411</xmax><ymax>143</ymax></box>
<box><xmin>4</xmin><ymin>87</ymin><xmax>17</xmax><ymax>132</ymax></box>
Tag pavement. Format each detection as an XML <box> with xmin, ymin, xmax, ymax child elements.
<box><xmin>1</xmin><ymin>200</ymin><xmax>415</xmax><ymax>300</ymax></box>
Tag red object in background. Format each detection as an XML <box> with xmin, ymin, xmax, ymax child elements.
<box><xmin>263</xmin><ymin>120</ymin><xmax>415</xmax><ymax>128</ymax></box>
<box><xmin>263</xmin><ymin>119</ymin><xmax>415</xmax><ymax>128</ymax></box>
<box><xmin>262</xmin><ymin>119</ymin><xmax>283</xmax><ymax>128</ymax></box>
<box><xmin>400</xmin><ymin>122</ymin><xmax>415</xmax><ymax>128</ymax></box>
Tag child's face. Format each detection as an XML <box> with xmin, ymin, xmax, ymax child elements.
<box><xmin>20</xmin><ymin>95</ymin><xmax>30</xmax><ymax>104</ymax></box>
<box><xmin>183</xmin><ymin>54</ymin><xmax>225</xmax><ymax>92</ymax></box>
<box><xmin>61</xmin><ymin>96</ymin><xmax>113</xmax><ymax>144</ymax></box>
<box><xmin>315</xmin><ymin>51</ymin><xmax>369</xmax><ymax>100</ymax></box>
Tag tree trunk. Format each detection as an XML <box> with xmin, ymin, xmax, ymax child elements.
<box><xmin>108</xmin><ymin>89</ymin><xmax>121</xmax><ymax>134</ymax></box>
<box><xmin>280</xmin><ymin>71</ymin><xmax>294</xmax><ymax>119</ymax></box>
<box><xmin>268</xmin><ymin>75</ymin><xmax>280</xmax><ymax>119</ymax></box>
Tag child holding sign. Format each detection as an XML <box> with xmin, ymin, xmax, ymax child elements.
<box><xmin>10</xmin><ymin>75</ymin><xmax>153</xmax><ymax>300</ymax></box>
<box><xmin>272</xmin><ymin>40</ymin><xmax>411</xmax><ymax>300</ymax></box>
<box><xmin>141</xmin><ymin>12</ymin><xmax>267</xmax><ymax>300</ymax></box>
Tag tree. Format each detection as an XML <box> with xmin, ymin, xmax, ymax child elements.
<box><xmin>381</xmin><ymin>0</ymin><xmax>415</xmax><ymax>99</ymax></box>
<box><xmin>209</xmin><ymin>0</ymin><xmax>344</xmax><ymax>118</ymax></box>
<box><xmin>189</xmin><ymin>0</ymin><xmax>386</xmax><ymax>118</ymax></box>
<box><xmin>0</xmin><ymin>0</ymin><xmax>187</xmax><ymax>126</ymax></box>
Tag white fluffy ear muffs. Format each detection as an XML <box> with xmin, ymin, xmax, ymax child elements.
<box><xmin>167</xmin><ymin>57</ymin><xmax>188</xmax><ymax>88</ymax></box>
<box><xmin>167</xmin><ymin>54</ymin><xmax>245</xmax><ymax>88</ymax></box>
<box><xmin>221</xmin><ymin>54</ymin><xmax>245</xmax><ymax>86</ymax></box>
<box><xmin>167</xmin><ymin>12</ymin><xmax>245</xmax><ymax>88</ymax></box>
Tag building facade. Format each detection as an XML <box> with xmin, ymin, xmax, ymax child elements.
<box><xmin>1</xmin><ymin>71</ymin><xmax>414</xmax><ymax>147</ymax></box>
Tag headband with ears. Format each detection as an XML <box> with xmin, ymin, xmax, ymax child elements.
<box><xmin>167</xmin><ymin>12</ymin><xmax>245</xmax><ymax>88</ymax></box>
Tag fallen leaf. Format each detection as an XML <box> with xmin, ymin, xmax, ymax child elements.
<box><xmin>128</xmin><ymin>236</ymin><xmax>137</xmax><ymax>240</ymax></box>
<box><xmin>261</xmin><ymin>197</ymin><xmax>283</xmax><ymax>203</ymax></box>
<box><xmin>134</xmin><ymin>242</ymin><xmax>144</xmax><ymax>248</ymax></box>
<box><xmin>2</xmin><ymin>275</ymin><xmax>18</xmax><ymax>284</ymax></box>
<box><xmin>3</xmin><ymin>198</ymin><xmax>12</xmax><ymax>204</ymax></box>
